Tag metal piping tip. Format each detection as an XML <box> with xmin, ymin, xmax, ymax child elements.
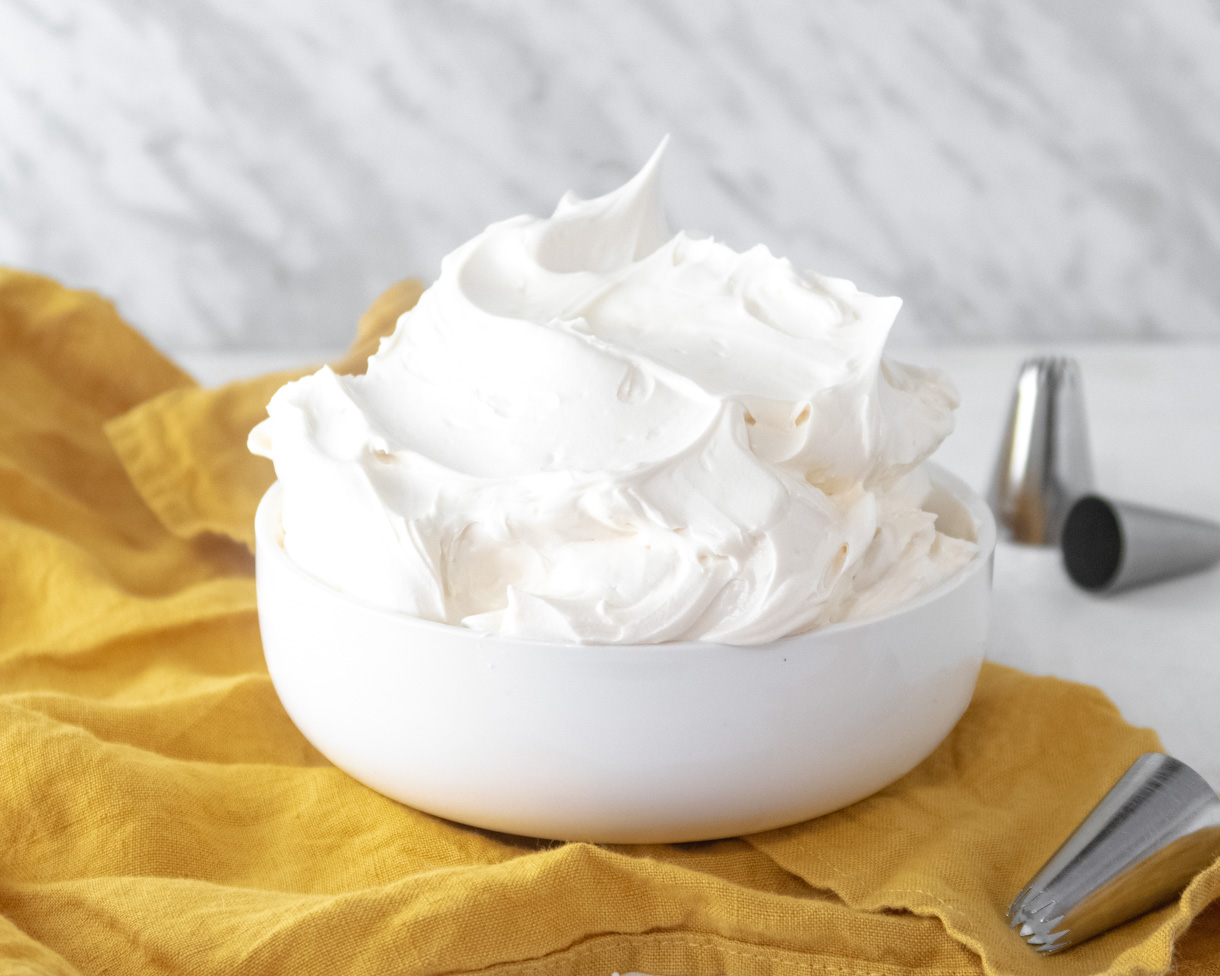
<box><xmin>1061</xmin><ymin>494</ymin><xmax>1220</xmax><ymax>594</ymax></box>
<box><xmin>1007</xmin><ymin>754</ymin><xmax>1220</xmax><ymax>954</ymax></box>
<box><xmin>988</xmin><ymin>357</ymin><xmax>1093</xmax><ymax>545</ymax></box>
<box><xmin>1009</xmin><ymin>886</ymin><xmax>1070</xmax><ymax>953</ymax></box>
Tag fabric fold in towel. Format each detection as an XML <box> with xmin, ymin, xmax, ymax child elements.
<box><xmin>1</xmin><ymin>266</ymin><xmax>1217</xmax><ymax>976</ymax></box>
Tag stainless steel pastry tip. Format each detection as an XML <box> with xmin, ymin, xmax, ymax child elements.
<box><xmin>988</xmin><ymin>357</ymin><xmax>1093</xmax><ymax>545</ymax></box>
<box><xmin>1009</xmin><ymin>886</ymin><xmax>1070</xmax><ymax>953</ymax></box>
<box><xmin>1007</xmin><ymin>753</ymin><xmax>1220</xmax><ymax>954</ymax></box>
<box><xmin>1061</xmin><ymin>494</ymin><xmax>1220</xmax><ymax>593</ymax></box>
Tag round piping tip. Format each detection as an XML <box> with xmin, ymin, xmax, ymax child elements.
<box><xmin>1061</xmin><ymin>494</ymin><xmax>1220</xmax><ymax>593</ymax></box>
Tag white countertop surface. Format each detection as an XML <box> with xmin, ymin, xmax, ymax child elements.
<box><xmin>177</xmin><ymin>342</ymin><xmax>1220</xmax><ymax>792</ymax></box>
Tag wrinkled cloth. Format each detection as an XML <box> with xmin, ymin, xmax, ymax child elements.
<box><xmin>1</xmin><ymin>266</ymin><xmax>1217</xmax><ymax>976</ymax></box>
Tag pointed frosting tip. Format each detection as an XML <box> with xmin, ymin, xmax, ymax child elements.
<box><xmin>642</xmin><ymin>134</ymin><xmax>670</xmax><ymax>173</ymax></box>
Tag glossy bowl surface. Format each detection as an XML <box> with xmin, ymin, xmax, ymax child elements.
<box><xmin>255</xmin><ymin>465</ymin><xmax>995</xmax><ymax>843</ymax></box>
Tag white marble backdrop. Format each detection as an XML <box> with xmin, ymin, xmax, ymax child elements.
<box><xmin>3</xmin><ymin>0</ymin><xmax>1220</xmax><ymax>350</ymax></box>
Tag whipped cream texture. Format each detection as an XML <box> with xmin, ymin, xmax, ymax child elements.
<box><xmin>251</xmin><ymin>141</ymin><xmax>976</xmax><ymax>645</ymax></box>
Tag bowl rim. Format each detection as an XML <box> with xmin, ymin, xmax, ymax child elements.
<box><xmin>255</xmin><ymin>461</ymin><xmax>996</xmax><ymax>653</ymax></box>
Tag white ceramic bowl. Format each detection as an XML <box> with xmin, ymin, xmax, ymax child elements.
<box><xmin>255</xmin><ymin>465</ymin><xmax>995</xmax><ymax>843</ymax></box>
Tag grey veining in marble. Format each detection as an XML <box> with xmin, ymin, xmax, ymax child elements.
<box><xmin>3</xmin><ymin>0</ymin><xmax>1220</xmax><ymax>350</ymax></box>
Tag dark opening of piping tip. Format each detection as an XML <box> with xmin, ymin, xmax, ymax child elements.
<box><xmin>1061</xmin><ymin>496</ymin><xmax>1122</xmax><ymax>590</ymax></box>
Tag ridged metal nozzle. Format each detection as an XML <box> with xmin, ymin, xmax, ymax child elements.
<box><xmin>1008</xmin><ymin>753</ymin><xmax>1220</xmax><ymax>954</ymax></box>
<box><xmin>989</xmin><ymin>357</ymin><xmax>1093</xmax><ymax>545</ymax></box>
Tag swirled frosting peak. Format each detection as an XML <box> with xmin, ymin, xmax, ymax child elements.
<box><xmin>250</xmin><ymin>140</ymin><xmax>976</xmax><ymax>645</ymax></box>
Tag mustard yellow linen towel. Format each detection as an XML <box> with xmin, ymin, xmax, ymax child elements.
<box><xmin>1</xmin><ymin>267</ymin><xmax>1218</xmax><ymax>976</ymax></box>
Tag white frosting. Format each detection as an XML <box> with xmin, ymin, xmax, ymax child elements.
<box><xmin>250</xmin><ymin>140</ymin><xmax>976</xmax><ymax>645</ymax></box>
